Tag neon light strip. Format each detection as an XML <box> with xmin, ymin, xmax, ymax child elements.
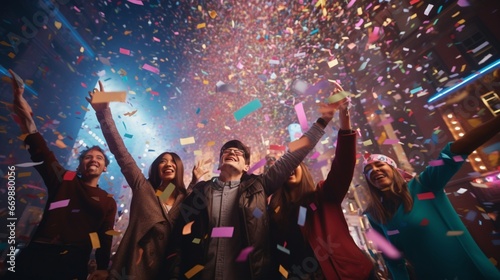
<box><xmin>42</xmin><ymin>0</ymin><xmax>95</xmax><ymax>58</ymax></box>
<box><xmin>0</xmin><ymin>65</ymin><xmax>39</xmax><ymax>96</ymax></box>
<box><xmin>427</xmin><ymin>59</ymin><xmax>500</xmax><ymax>103</ymax></box>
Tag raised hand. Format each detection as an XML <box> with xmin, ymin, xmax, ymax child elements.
<box><xmin>85</xmin><ymin>80</ymin><xmax>109</xmax><ymax>112</ymax></box>
<box><xmin>192</xmin><ymin>159</ymin><xmax>210</xmax><ymax>182</ymax></box>
<box><xmin>10</xmin><ymin>69</ymin><xmax>37</xmax><ymax>134</ymax></box>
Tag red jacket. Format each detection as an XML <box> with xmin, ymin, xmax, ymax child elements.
<box><xmin>303</xmin><ymin>130</ymin><xmax>373</xmax><ymax>279</ymax></box>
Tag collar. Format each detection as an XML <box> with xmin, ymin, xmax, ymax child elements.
<box><xmin>213</xmin><ymin>177</ymin><xmax>240</xmax><ymax>190</ymax></box>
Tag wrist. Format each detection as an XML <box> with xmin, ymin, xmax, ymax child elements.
<box><xmin>316</xmin><ymin>117</ymin><xmax>328</xmax><ymax>129</ymax></box>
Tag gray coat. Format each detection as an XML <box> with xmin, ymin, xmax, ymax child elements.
<box><xmin>97</xmin><ymin>108</ymin><xmax>185</xmax><ymax>280</ymax></box>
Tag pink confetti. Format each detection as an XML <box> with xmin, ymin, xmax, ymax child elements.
<box><xmin>365</xmin><ymin>229</ymin><xmax>401</xmax><ymax>259</ymax></box>
<box><xmin>119</xmin><ymin>48</ymin><xmax>131</xmax><ymax>55</ymax></box>
<box><xmin>72</xmin><ymin>6</ymin><xmax>81</xmax><ymax>12</ymax></box>
<box><xmin>386</xmin><ymin>229</ymin><xmax>399</xmax><ymax>236</ymax></box>
<box><xmin>211</xmin><ymin>227</ymin><xmax>234</xmax><ymax>238</ymax></box>
<box><xmin>453</xmin><ymin>156</ymin><xmax>465</xmax><ymax>162</ymax></box>
<box><xmin>127</xmin><ymin>0</ymin><xmax>144</xmax><ymax>5</ymax></box>
<box><xmin>346</xmin><ymin>0</ymin><xmax>357</xmax><ymax>8</ymax></box>
<box><xmin>382</xmin><ymin>139</ymin><xmax>399</xmax><ymax>145</ymax></box>
<box><xmin>235</xmin><ymin>246</ymin><xmax>254</xmax><ymax>262</ymax></box>
<box><xmin>309</xmin><ymin>203</ymin><xmax>317</xmax><ymax>211</ymax></box>
<box><xmin>81</xmin><ymin>82</ymin><xmax>87</xmax><ymax>88</ymax></box>
<box><xmin>49</xmin><ymin>199</ymin><xmax>70</xmax><ymax>210</ymax></box>
<box><xmin>417</xmin><ymin>192</ymin><xmax>435</xmax><ymax>200</ymax></box>
<box><xmin>248</xmin><ymin>158</ymin><xmax>267</xmax><ymax>174</ymax></box>
<box><xmin>142</xmin><ymin>63</ymin><xmax>160</xmax><ymax>74</ymax></box>
<box><xmin>153</xmin><ymin>37</ymin><xmax>161</xmax><ymax>42</ymax></box>
<box><xmin>428</xmin><ymin>159</ymin><xmax>444</xmax><ymax>166</ymax></box>
<box><xmin>294</xmin><ymin>102</ymin><xmax>309</xmax><ymax>131</ymax></box>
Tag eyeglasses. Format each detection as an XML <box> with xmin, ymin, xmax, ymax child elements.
<box><xmin>222</xmin><ymin>148</ymin><xmax>245</xmax><ymax>157</ymax></box>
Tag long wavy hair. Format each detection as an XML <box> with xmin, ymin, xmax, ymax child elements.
<box><xmin>268</xmin><ymin>162</ymin><xmax>317</xmax><ymax>232</ymax></box>
<box><xmin>148</xmin><ymin>152</ymin><xmax>186</xmax><ymax>195</ymax></box>
<box><xmin>365</xmin><ymin>165</ymin><xmax>413</xmax><ymax>224</ymax></box>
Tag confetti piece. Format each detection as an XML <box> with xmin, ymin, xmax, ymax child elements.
<box><xmin>184</xmin><ymin>265</ymin><xmax>204</xmax><ymax>279</ymax></box>
<box><xmin>277</xmin><ymin>244</ymin><xmax>290</xmax><ymax>255</ymax></box>
<box><xmin>183</xmin><ymin>221</ymin><xmax>194</xmax><ymax>235</ymax></box>
<box><xmin>180</xmin><ymin>137</ymin><xmax>196</xmax><ymax>145</ymax></box>
<box><xmin>386</xmin><ymin>229</ymin><xmax>400</xmax><ymax>236</ymax></box>
<box><xmin>233</xmin><ymin>99</ymin><xmax>262</xmax><ymax>121</ymax></box>
<box><xmin>446</xmin><ymin>231</ymin><xmax>464</xmax><ymax>236</ymax></box>
<box><xmin>279</xmin><ymin>265</ymin><xmax>288</xmax><ymax>278</ymax></box>
<box><xmin>417</xmin><ymin>192</ymin><xmax>435</xmax><ymax>200</ymax></box>
<box><xmin>54</xmin><ymin>21</ymin><xmax>62</xmax><ymax>29</ymax></box>
<box><xmin>142</xmin><ymin>63</ymin><xmax>160</xmax><ymax>74</ymax></box>
<box><xmin>453</xmin><ymin>155</ymin><xmax>465</xmax><ymax>162</ymax></box>
<box><xmin>63</xmin><ymin>171</ymin><xmax>77</xmax><ymax>181</ymax></box>
<box><xmin>211</xmin><ymin>227</ymin><xmax>234</xmax><ymax>238</ymax></box>
<box><xmin>105</xmin><ymin>230</ymin><xmax>122</xmax><ymax>236</ymax></box>
<box><xmin>124</xmin><ymin>133</ymin><xmax>133</xmax><ymax>139</ymax></box>
<box><xmin>15</xmin><ymin>161</ymin><xmax>44</xmax><ymax>168</ymax></box>
<box><xmin>156</xmin><ymin>183</ymin><xmax>175</xmax><ymax>202</ymax></box>
<box><xmin>363</xmin><ymin>140</ymin><xmax>373</xmax><ymax>146</ymax></box>
<box><xmin>127</xmin><ymin>0</ymin><xmax>144</xmax><ymax>5</ymax></box>
<box><xmin>326</xmin><ymin>91</ymin><xmax>349</xmax><ymax>104</ymax></box>
<box><xmin>248</xmin><ymin>158</ymin><xmax>266</xmax><ymax>174</ymax></box>
<box><xmin>91</xmin><ymin>91</ymin><xmax>127</xmax><ymax>103</ymax></box>
<box><xmin>465</xmin><ymin>210</ymin><xmax>477</xmax><ymax>221</ymax></box>
<box><xmin>428</xmin><ymin>159</ymin><xmax>444</xmax><ymax>166</ymax></box>
<box><xmin>196</xmin><ymin>23</ymin><xmax>206</xmax><ymax>29</ymax></box>
<box><xmin>297</xmin><ymin>206</ymin><xmax>307</xmax><ymax>226</ymax></box>
<box><xmin>235</xmin><ymin>246</ymin><xmax>254</xmax><ymax>262</ymax></box>
<box><xmin>420</xmin><ymin>218</ymin><xmax>429</xmax><ymax>226</ymax></box>
<box><xmin>252</xmin><ymin>207</ymin><xmax>263</xmax><ymax>218</ymax></box>
<box><xmin>365</xmin><ymin>229</ymin><xmax>401</xmax><ymax>259</ymax></box>
<box><xmin>89</xmin><ymin>232</ymin><xmax>101</xmax><ymax>249</ymax></box>
<box><xmin>382</xmin><ymin>139</ymin><xmax>399</xmax><ymax>145</ymax></box>
<box><xmin>294</xmin><ymin>102</ymin><xmax>308</xmax><ymax>131</ymax></box>
<box><xmin>49</xmin><ymin>199</ymin><xmax>70</xmax><ymax>210</ymax></box>
<box><xmin>309</xmin><ymin>203</ymin><xmax>317</xmax><ymax>211</ymax></box>
<box><xmin>192</xmin><ymin>238</ymin><xmax>201</xmax><ymax>244</ymax></box>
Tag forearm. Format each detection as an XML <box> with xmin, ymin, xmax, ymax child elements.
<box><xmin>450</xmin><ymin>114</ymin><xmax>500</xmax><ymax>155</ymax></box>
<box><xmin>13</xmin><ymin>95</ymin><xmax>37</xmax><ymax>134</ymax></box>
<box><xmin>96</xmin><ymin>108</ymin><xmax>145</xmax><ymax>188</ymax></box>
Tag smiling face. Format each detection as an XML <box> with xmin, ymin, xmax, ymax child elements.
<box><xmin>364</xmin><ymin>161</ymin><xmax>395</xmax><ymax>191</ymax></box>
<box><xmin>287</xmin><ymin>165</ymin><xmax>303</xmax><ymax>186</ymax></box>
<box><xmin>219</xmin><ymin>148</ymin><xmax>249</xmax><ymax>173</ymax></box>
<box><xmin>78</xmin><ymin>149</ymin><xmax>107</xmax><ymax>179</ymax></box>
<box><xmin>158</xmin><ymin>153</ymin><xmax>176</xmax><ymax>184</ymax></box>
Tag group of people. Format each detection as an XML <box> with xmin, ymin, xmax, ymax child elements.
<box><xmin>5</xmin><ymin>70</ymin><xmax>500</xmax><ymax>280</ymax></box>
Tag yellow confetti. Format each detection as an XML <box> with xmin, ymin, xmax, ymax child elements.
<box><xmin>208</xmin><ymin>10</ymin><xmax>217</xmax><ymax>18</ymax></box>
<box><xmin>8</xmin><ymin>52</ymin><xmax>15</xmax><ymax>59</ymax></box>
<box><xmin>196</xmin><ymin>23</ymin><xmax>206</xmax><ymax>29</ymax></box>
<box><xmin>89</xmin><ymin>232</ymin><xmax>101</xmax><ymax>249</ymax></box>
<box><xmin>206</xmin><ymin>141</ymin><xmax>215</xmax><ymax>146</ymax></box>
<box><xmin>180</xmin><ymin>137</ymin><xmax>196</xmax><ymax>146</ymax></box>
<box><xmin>274</xmin><ymin>206</ymin><xmax>280</xmax><ymax>213</ymax></box>
<box><xmin>363</xmin><ymin>139</ymin><xmax>374</xmax><ymax>146</ymax></box>
<box><xmin>279</xmin><ymin>265</ymin><xmax>288</xmax><ymax>278</ymax></box>
<box><xmin>81</xmin><ymin>105</ymin><xmax>90</xmax><ymax>112</ymax></box>
<box><xmin>18</xmin><ymin>172</ymin><xmax>31</xmax><ymax>178</ymax></box>
<box><xmin>105</xmin><ymin>230</ymin><xmax>122</xmax><ymax>236</ymax></box>
<box><xmin>184</xmin><ymin>264</ymin><xmax>204</xmax><ymax>279</ymax></box>
<box><xmin>54</xmin><ymin>21</ymin><xmax>62</xmax><ymax>29</ymax></box>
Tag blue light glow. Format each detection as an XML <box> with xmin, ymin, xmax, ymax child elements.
<box><xmin>427</xmin><ymin>59</ymin><xmax>500</xmax><ymax>103</ymax></box>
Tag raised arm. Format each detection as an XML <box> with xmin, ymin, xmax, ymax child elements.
<box><xmin>86</xmin><ymin>81</ymin><xmax>148</xmax><ymax>190</ymax></box>
<box><xmin>320</xmin><ymin>103</ymin><xmax>356</xmax><ymax>203</ymax></box>
<box><xmin>262</xmin><ymin>104</ymin><xmax>336</xmax><ymax>195</ymax></box>
<box><xmin>450</xmin><ymin>114</ymin><xmax>500</xmax><ymax>155</ymax></box>
<box><xmin>10</xmin><ymin>70</ymin><xmax>67</xmax><ymax>193</ymax></box>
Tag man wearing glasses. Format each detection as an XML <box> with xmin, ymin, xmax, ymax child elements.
<box><xmin>170</xmin><ymin>112</ymin><xmax>333</xmax><ymax>280</ymax></box>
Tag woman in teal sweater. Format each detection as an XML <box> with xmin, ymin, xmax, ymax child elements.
<box><xmin>363</xmin><ymin>114</ymin><xmax>500</xmax><ymax>280</ymax></box>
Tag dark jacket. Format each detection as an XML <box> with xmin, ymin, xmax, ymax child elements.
<box><xmin>169</xmin><ymin>124</ymin><xmax>325</xmax><ymax>280</ymax></box>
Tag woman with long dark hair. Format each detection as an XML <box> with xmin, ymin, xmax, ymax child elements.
<box><xmin>87</xmin><ymin>81</ymin><xmax>201</xmax><ymax>279</ymax></box>
<box><xmin>363</xmin><ymin>114</ymin><xmax>500</xmax><ymax>279</ymax></box>
<box><xmin>268</xmin><ymin>99</ymin><xmax>375</xmax><ymax>279</ymax></box>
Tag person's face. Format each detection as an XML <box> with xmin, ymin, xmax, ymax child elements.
<box><xmin>364</xmin><ymin>161</ymin><xmax>394</xmax><ymax>190</ymax></box>
<box><xmin>219</xmin><ymin>148</ymin><xmax>249</xmax><ymax>173</ymax></box>
<box><xmin>78</xmin><ymin>149</ymin><xmax>107</xmax><ymax>178</ymax></box>
<box><xmin>287</xmin><ymin>165</ymin><xmax>303</xmax><ymax>186</ymax></box>
<box><xmin>158</xmin><ymin>154</ymin><xmax>176</xmax><ymax>184</ymax></box>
